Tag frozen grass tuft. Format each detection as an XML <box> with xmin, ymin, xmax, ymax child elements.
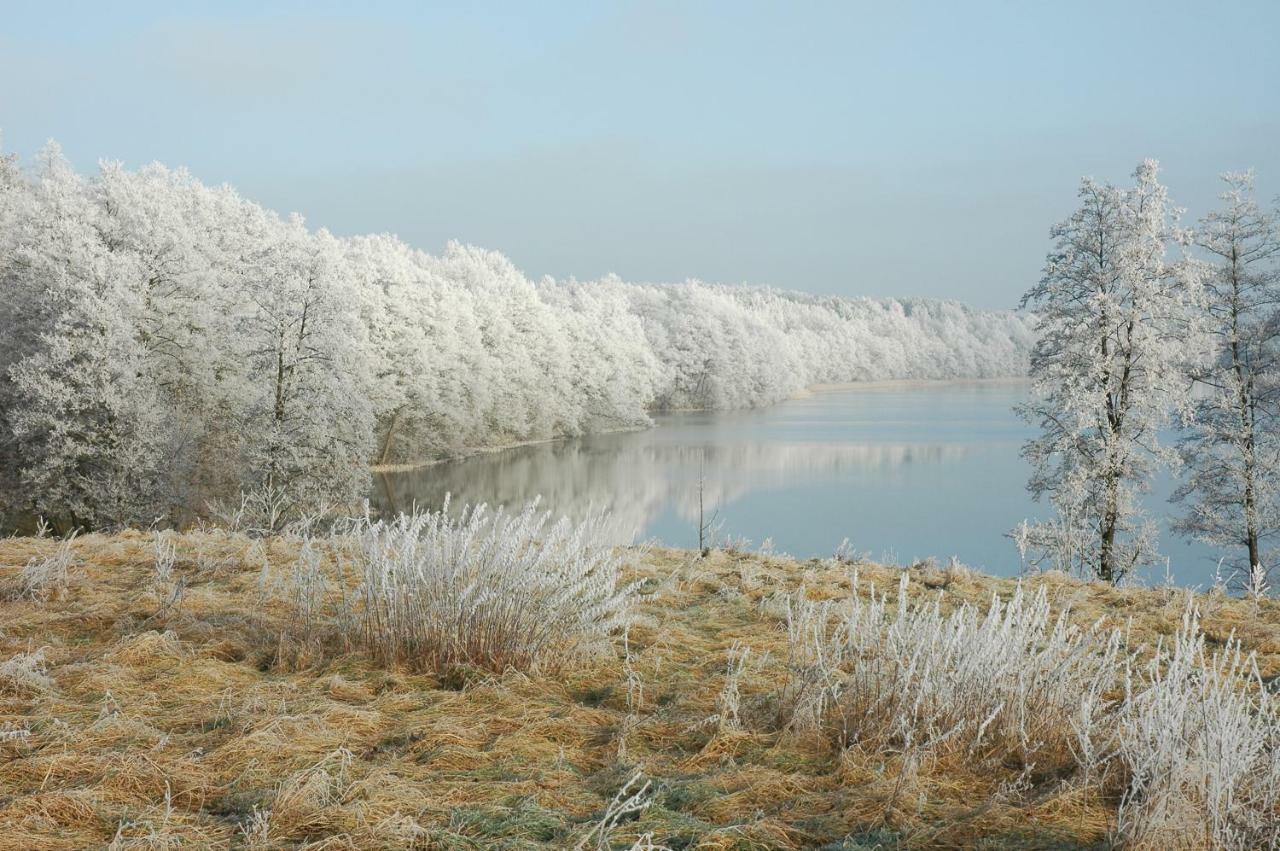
<box><xmin>343</xmin><ymin>500</ymin><xmax>639</xmax><ymax>674</ymax></box>
<box><xmin>106</xmin><ymin>782</ymin><xmax>180</xmax><ymax>850</ymax></box>
<box><xmin>236</xmin><ymin>806</ymin><xmax>272</xmax><ymax>848</ymax></box>
<box><xmin>714</xmin><ymin>641</ymin><xmax>752</xmax><ymax>733</ymax></box>
<box><xmin>1116</xmin><ymin>606</ymin><xmax>1280</xmax><ymax>849</ymax></box>
<box><xmin>270</xmin><ymin>747</ymin><xmax>354</xmax><ymax>838</ymax></box>
<box><xmin>151</xmin><ymin>532</ymin><xmax>176</xmax><ymax>588</ymax></box>
<box><xmin>6</xmin><ymin>532</ymin><xmax>77</xmax><ymax>601</ymax></box>
<box><xmin>148</xmin><ymin>532</ymin><xmax>185</xmax><ymax>617</ymax></box>
<box><xmin>775</xmin><ymin>573</ymin><xmax>1280</xmax><ymax>845</ymax></box>
<box><xmin>574</xmin><ymin>770</ymin><xmax>665</xmax><ymax>851</ymax></box>
<box><xmin>779</xmin><ymin>572</ymin><xmax>1125</xmax><ymax>770</ymax></box>
<box><xmin>0</xmin><ymin>648</ymin><xmax>52</xmax><ymax>696</ymax></box>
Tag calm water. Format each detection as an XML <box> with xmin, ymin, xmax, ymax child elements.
<box><xmin>374</xmin><ymin>380</ymin><xmax>1221</xmax><ymax>586</ymax></box>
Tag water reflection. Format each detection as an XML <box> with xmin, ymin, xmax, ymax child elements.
<box><xmin>375</xmin><ymin>437</ymin><xmax>972</xmax><ymax>545</ymax></box>
<box><xmin>372</xmin><ymin>381</ymin><xmax>1220</xmax><ymax>584</ymax></box>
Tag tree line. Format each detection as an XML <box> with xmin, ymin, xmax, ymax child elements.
<box><xmin>0</xmin><ymin>140</ymin><xmax>1033</xmax><ymax>532</ymax></box>
<box><xmin>1018</xmin><ymin>161</ymin><xmax>1279</xmax><ymax>587</ymax></box>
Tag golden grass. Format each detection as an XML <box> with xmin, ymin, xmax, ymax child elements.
<box><xmin>1</xmin><ymin>531</ymin><xmax>1277</xmax><ymax>849</ymax></box>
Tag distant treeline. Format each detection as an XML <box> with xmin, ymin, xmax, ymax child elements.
<box><xmin>0</xmin><ymin>141</ymin><xmax>1033</xmax><ymax>530</ymax></box>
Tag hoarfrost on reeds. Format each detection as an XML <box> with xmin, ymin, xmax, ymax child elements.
<box><xmin>0</xmin><ymin>648</ymin><xmax>52</xmax><ymax>695</ymax></box>
<box><xmin>781</xmin><ymin>571</ymin><xmax>1124</xmax><ymax>768</ymax></box>
<box><xmin>6</xmin><ymin>533</ymin><xmax>77</xmax><ymax>601</ymax></box>
<box><xmin>1117</xmin><ymin>608</ymin><xmax>1280</xmax><ymax>849</ymax></box>
<box><xmin>776</xmin><ymin>573</ymin><xmax>1280</xmax><ymax>846</ymax></box>
<box><xmin>344</xmin><ymin>500</ymin><xmax>639</xmax><ymax>674</ymax></box>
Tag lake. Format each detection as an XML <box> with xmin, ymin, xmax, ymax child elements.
<box><xmin>373</xmin><ymin>379</ymin><xmax>1222</xmax><ymax>586</ymax></box>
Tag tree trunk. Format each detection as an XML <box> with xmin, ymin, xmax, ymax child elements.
<box><xmin>1099</xmin><ymin>438</ymin><xmax>1121</xmax><ymax>583</ymax></box>
<box><xmin>1244</xmin><ymin>444</ymin><xmax>1261</xmax><ymax>570</ymax></box>
<box><xmin>274</xmin><ymin>345</ymin><xmax>286</xmax><ymax>424</ymax></box>
<box><xmin>378</xmin><ymin>407</ymin><xmax>403</xmax><ymax>467</ymax></box>
<box><xmin>1099</xmin><ymin>507</ymin><xmax>1117</xmax><ymax>583</ymax></box>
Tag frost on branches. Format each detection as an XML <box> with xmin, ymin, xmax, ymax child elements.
<box><xmin>1016</xmin><ymin>161</ymin><xmax>1209</xmax><ymax>583</ymax></box>
<box><xmin>0</xmin><ymin>145</ymin><xmax>171</xmax><ymax>529</ymax></box>
<box><xmin>0</xmin><ymin>138</ymin><xmax>1035</xmax><ymax>532</ymax></box>
<box><xmin>1173</xmin><ymin>172</ymin><xmax>1280</xmax><ymax>583</ymax></box>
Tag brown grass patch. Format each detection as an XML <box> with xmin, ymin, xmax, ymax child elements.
<box><xmin>0</xmin><ymin>534</ymin><xmax>1277</xmax><ymax>848</ymax></box>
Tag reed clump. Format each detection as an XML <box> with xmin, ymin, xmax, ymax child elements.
<box><xmin>343</xmin><ymin>502</ymin><xmax>639</xmax><ymax>674</ymax></box>
<box><xmin>773</xmin><ymin>571</ymin><xmax>1280</xmax><ymax>848</ymax></box>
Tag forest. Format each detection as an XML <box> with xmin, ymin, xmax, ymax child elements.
<box><xmin>0</xmin><ymin>141</ymin><xmax>1034</xmax><ymax>532</ymax></box>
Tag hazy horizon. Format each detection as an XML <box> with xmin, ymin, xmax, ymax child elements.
<box><xmin>3</xmin><ymin>1</ymin><xmax>1278</xmax><ymax>308</ymax></box>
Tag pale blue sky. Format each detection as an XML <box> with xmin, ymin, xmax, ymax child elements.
<box><xmin>3</xmin><ymin>1</ymin><xmax>1278</xmax><ymax>307</ymax></box>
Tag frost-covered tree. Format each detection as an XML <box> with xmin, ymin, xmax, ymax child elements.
<box><xmin>343</xmin><ymin>234</ymin><xmax>439</xmax><ymax>465</ymax></box>
<box><xmin>542</xmin><ymin>278</ymin><xmax>662</xmax><ymax>431</ymax></box>
<box><xmin>1173</xmin><ymin>172</ymin><xmax>1280</xmax><ymax>578</ymax></box>
<box><xmin>1016</xmin><ymin>161</ymin><xmax>1205</xmax><ymax>582</ymax></box>
<box><xmin>228</xmin><ymin>216</ymin><xmax>373</xmax><ymax>515</ymax></box>
<box><xmin>0</xmin><ymin>136</ymin><xmax>29</xmax><ymax>517</ymax></box>
<box><xmin>91</xmin><ymin>161</ymin><xmax>243</xmax><ymax>515</ymax></box>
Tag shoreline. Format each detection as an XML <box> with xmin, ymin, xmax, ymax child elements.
<box><xmin>374</xmin><ymin>375</ymin><xmax>1032</xmax><ymax>472</ymax></box>
<box><xmin>793</xmin><ymin>375</ymin><xmax>1031</xmax><ymax>398</ymax></box>
<box><xmin>370</xmin><ymin>422</ymin><xmax>653</xmax><ymax>473</ymax></box>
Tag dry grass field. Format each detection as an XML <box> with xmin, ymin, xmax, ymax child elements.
<box><xmin>2</xmin><ymin>530</ymin><xmax>1278</xmax><ymax>849</ymax></box>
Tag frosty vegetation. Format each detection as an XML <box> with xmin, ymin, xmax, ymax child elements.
<box><xmin>341</xmin><ymin>501</ymin><xmax>638</xmax><ymax>674</ymax></box>
<box><xmin>1018</xmin><ymin>162</ymin><xmax>1280</xmax><ymax>586</ymax></box>
<box><xmin>255</xmin><ymin>521</ymin><xmax>1280</xmax><ymax>847</ymax></box>
<box><xmin>250</xmin><ymin>500</ymin><xmax>640</xmax><ymax>677</ymax></box>
<box><xmin>775</xmin><ymin>570</ymin><xmax>1280</xmax><ymax>849</ymax></box>
<box><xmin>224</xmin><ymin>506</ymin><xmax>1279</xmax><ymax>847</ymax></box>
<box><xmin>1174</xmin><ymin>173</ymin><xmax>1280</xmax><ymax>581</ymax></box>
<box><xmin>0</xmin><ymin>140</ymin><xmax>1034</xmax><ymax>533</ymax></box>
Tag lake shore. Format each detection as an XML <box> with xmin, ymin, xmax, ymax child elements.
<box><xmin>2</xmin><ymin>530</ymin><xmax>1275</xmax><ymax>848</ymax></box>
<box><xmin>791</xmin><ymin>375</ymin><xmax>1032</xmax><ymax>399</ymax></box>
<box><xmin>370</xmin><ymin>422</ymin><xmax>655</xmax><ymax>473</ymax></box>
<box><xmin>372</xmin><ymin>375</ymin><xmax>1033</xmax><ymax>473</ymax></box>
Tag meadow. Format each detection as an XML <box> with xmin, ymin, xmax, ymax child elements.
<box><xmin>2</xmin><ymin>515</ymin><xmax>1278</xmax><ymax>849</ymax></box>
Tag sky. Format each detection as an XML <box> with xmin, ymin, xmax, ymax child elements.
<box><xmin>2</xmin><ymin>1</ymin><xmax>1278</xmax><ymax>308</ymax></box>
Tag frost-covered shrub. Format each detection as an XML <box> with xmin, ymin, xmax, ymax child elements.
<box><xmin>344</xmin><ymin>501</ymin><xmax>638</xmax><ymax>674</ymax></box>
<box><xmin>779</xmin><ymin>573</ymin><xmax>1126</xmax><ymax>769</ymax></box>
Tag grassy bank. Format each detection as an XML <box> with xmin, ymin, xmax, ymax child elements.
<box><xmin>1</xmin><ymin>531</ymin><xmax>1278</xmax><ymax>849</ymax></box>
